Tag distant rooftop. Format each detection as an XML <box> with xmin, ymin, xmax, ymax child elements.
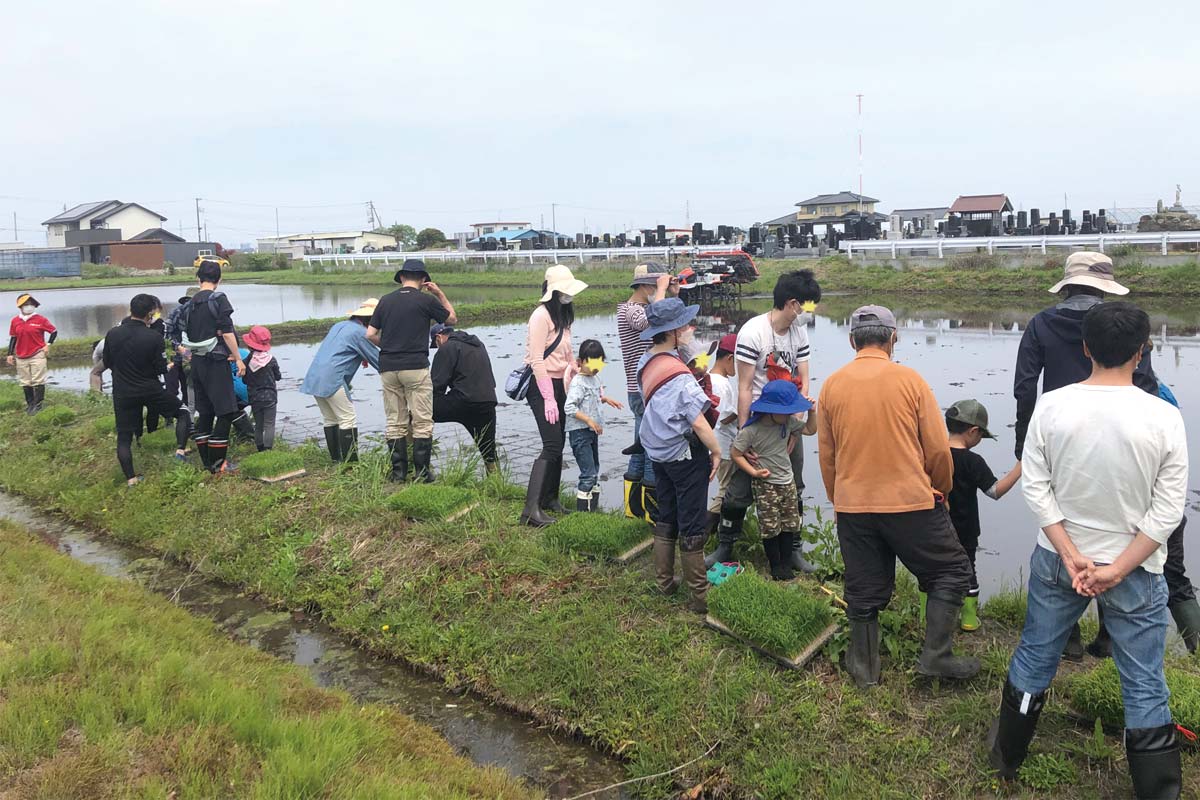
<box><xmin>796</xmin><ymin>191</ymin><xmax>879</xmax><ymax>207</ymax></box>
<box><xmin>949</xmin><ymin>194</ymin><xmax>1013</xmax><ymax>214</ymax></box>
<box><xmin>42</xmin><ymin>200</ymin><xmax>120</xmax><ymax>225</ymax></box>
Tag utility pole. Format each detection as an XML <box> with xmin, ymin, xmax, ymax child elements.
<box><xmin>194</xmin><ymin>198</ymin><xmax>202</xmax><ymax>242</ymax></box>
<box><xmin>856</xmin><ymin>93</ymin><xmax>864</xmax><ymax>213</ymax></box>
<box><xmin>551</xmin><ymin>203</ymin><xmax>557</xmax><ymax>250</ymax></box>
<box><xmin>12</xmin><ymin>212</ymin><xmax>16</xmax><ymax>242</ymax></box>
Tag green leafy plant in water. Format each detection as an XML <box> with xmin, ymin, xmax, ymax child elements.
<box><xmin>799</xmin><ymin>505</ymin><xmax>843</xmax><ymax>579</ymax></box>
<box><xmin>542</xmin><ymin>512</ymin><xmax>649</xmax><ymax>559</ymax></box>
<box><xmin>1018</xmin><ymin>753</ymin><xmax>1078</xmax><ymax>790</ymax></box>
<box><xmin>708</xmin><ymin>570</ymin><xmax>836</xmax><ymax>657</ymax></box>
<box><xmin>239</xmin><ymin>449</ymin><xmax>305</xmax><ymax>479</ymax></box>
<box><xmin>386</xmin><ymin>484</ymin><xmax>475</xmax><ymax>521</ymax></box>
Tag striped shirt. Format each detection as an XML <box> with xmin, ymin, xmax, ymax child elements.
<box><xmin>617</xmin><ymin>301</ymin><xmax>650</xmax><ymax>393</ymax></box>
<box><xmin>734</xmin><ymin>312</ymin><xmax>811</xmax><ymax>399</ymax></box>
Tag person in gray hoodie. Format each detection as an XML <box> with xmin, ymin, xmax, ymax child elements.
<box><xmin>430</xmin><ymin>324</ymin><xmax>499</xmax><ymax>472</ymax></box>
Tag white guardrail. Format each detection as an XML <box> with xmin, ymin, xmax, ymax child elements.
<box><xmin>840</xmin><ymin>231</ymin><xmax>1200</xmax><ymax>258</ymax></box>
<box><xmin>303</xmin><ymin>244</ymin><xmax>743</xmax><ymax>267</ymax></box>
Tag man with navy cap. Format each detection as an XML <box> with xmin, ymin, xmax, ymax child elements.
<box><xmin>430</xmin><ymin>322</ymin><xmax>498</xmax><ymax>472</ymax></box>
<box><xmin>367</xmin><ymin>259</ymin><xmax>456</xmax><ymax>482</ymax></box>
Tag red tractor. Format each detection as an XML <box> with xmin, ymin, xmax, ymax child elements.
<box><xmin>675</xmin><ymin>251</ymin><xmax>759</xmax><ymax>303</ymax></box>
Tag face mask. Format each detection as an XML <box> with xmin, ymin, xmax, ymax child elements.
<box><xmin>20</xmin><ymin>305</ymin><xmax>36</xmax><ymax>315</ymax></box>
<box><xmin>583</xmin><ymin>357</ymin><xmax>605</xmax><ymax>373</ymax></box>
<box><xmin>676</xmin><ymin>327</ymin><xmax>695</xmax><ymax>345</ymax></box>
<box><xmin>558</xmin><ymin>294</ymin><xmax>573</xmax><ymax>305</ymax></box>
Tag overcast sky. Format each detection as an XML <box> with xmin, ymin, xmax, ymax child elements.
<box><xmin>3</xmin><ymin>0</ymin><xmax>1197</xmax><ymax>246</ymax></box>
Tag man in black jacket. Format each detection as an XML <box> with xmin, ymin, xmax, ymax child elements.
<box><xmin>103</xmin><ymin>293</ymin><xmax>191</xmax><ymax>486</ymax></box>
<box><xmin>1012</xmin><ymin>252</ymin><xmax>1200</xmax><ymax>660</ymax></box>
<box><xmin>430</xmin><ymin>324</ymin><xmax>498</xmax><ymax>471</ymax></box>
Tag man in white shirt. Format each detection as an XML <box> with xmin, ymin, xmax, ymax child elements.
<box><xmin>989</xmin><ymin>302</ymin><xmax>1186</xmax><ymax>799</ymax></box>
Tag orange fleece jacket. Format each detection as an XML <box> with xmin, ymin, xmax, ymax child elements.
<box><xmin>817</xmin><ymin>349</ymin><xmax>954</xmax><ymax>513</ymax></box>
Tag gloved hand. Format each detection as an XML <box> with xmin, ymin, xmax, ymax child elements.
<box><xmin>536</xmin><ymin>377</ymin><xmax>559</xmax><ymax>425</ymax></box>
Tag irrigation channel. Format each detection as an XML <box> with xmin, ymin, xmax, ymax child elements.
<box><xmin>16</xmin><ymin>282</ymin><xmax>1200</xmax><ymax>599</ymax></box>
<box><xmin>0</xmin><ymin>492</ymin><xmax>632</xmax><ymax>798</ymax></box>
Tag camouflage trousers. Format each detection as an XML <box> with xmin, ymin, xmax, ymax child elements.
<box><xmin>752</xmin><ymin>480</ymin><xmax>800</xmax><ymax>539</ymax></box>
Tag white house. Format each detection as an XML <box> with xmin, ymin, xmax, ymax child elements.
<box><xmin>42</xmin><ymin>201</ymin><xmax>168</xmax><ymax>247</ymax></box>
<box><xmin>256</xmin><ymin>230</ymin><xmax>398</xmax><ymax>256</ymax></box>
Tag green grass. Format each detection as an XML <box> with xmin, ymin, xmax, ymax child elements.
<box><xmin>0</xmin><ymin>519</ymin><xmax>535</xmax><ymax>799</ymax></box>
<box><xmin>137</xmin><ymin>427</ymin><xmax>181</xmax><ymax>453</ymax></box>
<box><xmin>707</xmin><ymin>570</ymin><xmax>836</xmax><ymax>657</ymax></box>
<box><xmin>543</xmin><ymin>512</ymin><xmax>650</xmax><ymax>559</ymax></box>
<box><xmin>239</xmin><ymin>448</ymin><xmax>305</xmax><ymax>479</ymax></box>
<box><xmin>32</xmin><ymin>405</ymin><xmax>76</xmax><ymax>428</ymax></box>
<box><xmin>386</xmin><ymin>483</ymin><xmax>476</xmax><ymax>521</ymax></box>
<box><xmin>1070</xmin><ymin>659</ymin><xmax>1200</xmax><ymax>731</ymax></box>
<box><xmin>0</xmin><ymin>397</ymin><xmax>24</xmax><ymax>413</ymax></box>
<box><xmin>91</xmin><ymin>415</ymin><xmax>116</xmax><ymax>436</ymax></box>
<box><xmin>981</xmin><ymin>588</ymin><xmax>1028</xmax><ymax>629</ymax></box>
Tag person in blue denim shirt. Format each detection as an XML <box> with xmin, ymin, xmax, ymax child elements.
<box><xmin>989</xmin><ymin>303</ymin><xmax>1188</xmax><ymax>799</ymax></box>
<box><xmin>563</xmin><ymin>339</ymin><xmax>623</xmax><ymax>512</ymax></box>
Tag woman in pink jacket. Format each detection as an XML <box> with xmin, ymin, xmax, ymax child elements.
<box><xmin>520</xmin><ymin>265</ymin><xmax>588</xmax><ymax>527</ymax></box>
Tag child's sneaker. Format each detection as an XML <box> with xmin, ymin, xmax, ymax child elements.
<box><xmin>213</xmin><ymin>460</ymin><xmax>238</xmax><ymax>475</ymax></box>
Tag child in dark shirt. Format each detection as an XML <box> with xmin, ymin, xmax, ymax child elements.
<box><xmin>242</xmin><ymin>326</ymin><xmax>281</xmax><ymax>451</ymax></box>
<box><xmin>945</xmin><ymin>399</ymin><xmax>1022</xmax><ymax>631</ymax></box>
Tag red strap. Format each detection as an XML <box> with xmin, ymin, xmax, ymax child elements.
<box><xmin>639</xmin><ymin>352</ymin><xmax>693</xmax><ymax>404</ymax></box>
<box><xmin>1177</xmin><ymin>724</ymin><xmax>1197</xmax><ymax>743</ymax></box>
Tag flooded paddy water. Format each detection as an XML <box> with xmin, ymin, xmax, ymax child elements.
<box><xmin>21</xmin><ymin>282</ymin><xmax>1200</xmax><ymax>599</ymax></box>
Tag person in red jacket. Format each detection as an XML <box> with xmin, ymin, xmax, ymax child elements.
<box><xmin>6</xmin><ymin>293</ymin><xmax>57</xmax><ymax>414</ymax></box>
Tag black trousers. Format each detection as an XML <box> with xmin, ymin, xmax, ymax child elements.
<box><xmin>653</xmin><ymin>446</ymin><xmax>711</xmax><ymax>552</ymax></box>
<box><xmin>435</xmin><ymin>394</ymin><xmax>497</xmax><ymax>463</ymax></box>
<box><xmin>837</xmin><ymin>505</ymin><xmax>973</xmax><ymax>618</ymax></box>
<box><xmin>527</xmin><ymin>378</ymin><xmax>566</xmax><ymax>506</ymax></box>
<box><xmin>1166</xmin><ymin>517</ymin><xmax>1195</xmax><ymax>607</ymax></box>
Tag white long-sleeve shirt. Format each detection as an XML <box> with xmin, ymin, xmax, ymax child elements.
<box><xmin>1022</xmin><ymin>383</ymin><xmax>1188</xmax><ymax>574</ymax></box>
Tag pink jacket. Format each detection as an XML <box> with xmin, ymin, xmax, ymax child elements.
<box><xmin>525</xmin><ymin>304</ymin><xmax>572</xmax><ymax>380</ymax></box>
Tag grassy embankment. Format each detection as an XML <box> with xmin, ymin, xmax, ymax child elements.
<box><xmin>0</xmin><ymin>517</ymin><xmax>534</xmax><ymax>799</ymax></box>
<box><xmin>1</xmin><ymin>379</ymin><xmax>1196</xmax><ymax>798</ymax></box>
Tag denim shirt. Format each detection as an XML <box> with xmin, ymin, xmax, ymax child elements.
<box><xmin>564</xmin><ymin>373</ymin><xmax>605</xmax><ymax>433</ymax></box>
<box><xmin>300</xmin><ymin>320</ymin><xmax>381</xmax><ymax>398</ymax></box>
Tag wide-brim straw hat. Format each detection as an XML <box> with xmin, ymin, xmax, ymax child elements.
<box><xmin>1048</xmin><ymin>251</ymin><xmax>1129</xmax><ymax>296</ymax></box>
<box><xmin>348</xmin><ymin>297</ymin><xmax>379</xmax><ymax>317</ymax></box>
<box><xmin>540</xmin><ymin>264</ymin><xmax>589</xmax><ymax>303</ymax></box>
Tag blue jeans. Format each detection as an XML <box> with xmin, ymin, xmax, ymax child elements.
<box><xmin>568</xmin><ymin>428</ymin><xmax>599</xmax><ymax>493</ymax></box>
<box><xmin>625</xmin><ymin>391</ymin><xmax>657</xmax><ymax>486</ymax></box>
<box><xmin>1008</xmin><ymin>545</ymin><xmax>1171</xmax><ymax>729</ymax></box>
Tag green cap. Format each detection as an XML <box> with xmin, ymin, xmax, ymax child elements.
<box><xmin>946</xmin><ymin>399</ymin><xmax>996</xmax><ymax>439</ymax></box>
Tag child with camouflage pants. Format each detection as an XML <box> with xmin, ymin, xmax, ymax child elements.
<box><xmin>730</xmin><ymin>380</ymin><xmax>816</xmax><ymax>581</ymax></box>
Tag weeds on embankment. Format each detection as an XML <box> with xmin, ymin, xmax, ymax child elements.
<box><xmin>0</xmin><ymin>378</ymin><xmax>1197</xmax><ymax>798</ymax></box>
<box><xmin>0</xmin><ymin>518</ymin><xmax>535</xmax><ymax>799</ymax></box>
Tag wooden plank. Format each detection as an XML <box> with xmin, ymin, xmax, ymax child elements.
<box><xmin>253</xmin><ymin>468</ymin><xmax>307</xmax><ymax>484</ymax></box>
<box><xmin>705</xmin><ymin>615</ymin><xmax>839</xmax><ymax>671</ymax></box>
<box><xmin>445</xmin><ymin>502</ymin><xmax>480</xmax><ymax>523</ymax></box>
<box><xmin>613</xmin><ymin>537</ymin><xmax>653</xmax><ymax>564</ymax></box>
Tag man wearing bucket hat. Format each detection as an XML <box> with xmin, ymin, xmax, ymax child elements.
<box><xmin>367</xmin><ymin>259</ymin><xmax>455</xmax><ymax>482</ymax></box>
<box><xmin>616</xmin><ymin>262</ymin><xmax>678</xmax><ymax>519</ymax></box>
<box><xmin>1012</xmin><ymin>251</ymin><xmax>1200</xmax><ymax>663</ymax></box>
<box><xmin>301</xmin><ymin>299</ymin><xmax>382</xmax><ymax>462</ymax></box>
<box><xmin>637</xmin><ymin>298</ymin><xmax>722</xmax><ymax>613</ymax></box>
<box><xmin>817</xmin><ymin>304</ymin><xmax>978</xmax><ymax>687</ymax></box>
<box><xmin>7</xmin><ymin>293</ymin><xmax>57</xmax><ymax>414</ymax></box>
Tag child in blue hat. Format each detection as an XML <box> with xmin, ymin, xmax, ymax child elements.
<box><xmin>730</xmin><ymin>379</ymin><xmax>816</xmax><ymax>580</ymax></box>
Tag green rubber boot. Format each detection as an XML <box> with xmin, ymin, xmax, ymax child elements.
<box><xmin>961</xmin><ymin>596</ymin><xmax>981</xmax><ymax>632</ymax></box>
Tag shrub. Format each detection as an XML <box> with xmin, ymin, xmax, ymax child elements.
<box><xmin>163</xmin><ymin>261</ymin><xmax>176</xmax><ymax>274</ymax></box>
<box><xmin>1070</xmin><ymin>660</ymin><xmax>1200</xmax><ymax>731</ymax></box>
<box><xmin>708</xmin><ymin>570</ymin><xmax>836</xmax><ymax>657</ymax></box>
<box><xmin>231</xmin><ymin>252</ymin><xmax>288</xmax><ymax>272</ymax></box>
<box><xmin>33</xmin><ymin>405</ymin><xmax>76</xmax><ymax>428</ymax></box>
<box><xmin>543</xmin><ymin>513</ymin><xmax>649</xmax><ymax>559</ymax></box>
<box><xmin>239</xmin><ymin>449</ymin><xmax>305</xmax><ymax>479</ymax></box>
<box><xmin>386</xmin><ymin>484</ymin><xmax>475</xmax><ymax>521</ymax></box>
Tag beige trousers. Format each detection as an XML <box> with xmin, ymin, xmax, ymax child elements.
<box><xmin>708</xmin><ymin>458</ymin><xmax>734</xmax><ymax>514</ymax></box>
<box><xmin>315</xmin><ymin>387</ymin><xmax>357</xmax><ymax>430</ymax></box>
<box><xmin>381</xmin><ymin>368</ymin><xmax>433</xmax><ymax>439</ymax></box>
<box><xmin>15</xmin><ymin>351</ymin><xmax>48</xmax><ymax>387</ymax></box>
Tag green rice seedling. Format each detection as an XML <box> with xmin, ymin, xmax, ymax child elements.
<box><xmin>436</xmin><ymin>445</ymin><xmax>483</xmax><ymax>488</ymax></box>
<box><xmin>1070</xmin><ymin>660</ymin><xmax>1200</xmax><ymax>731</ymax></box>
<box><xmin>708</xmin><ymin>570</ymin><xmax>836</xmax><ymax>657</ymax></box>
<box><xmin>33</xmin><ymin>405</ymin><xmax>76</xmax><ymax>428</ymax></box>
<box><xmin>137</xmin><ymin>427</ymin><xmax>180</xmax><ymax>453</ymax></box>
<box><xmin>0</xmin><ymin>396</ymin><xmax>24</xmax><ymax>412</ymax></box>
<box><xmin>981</xmin><ymin>586</ymin><xmax>1028</xmax><ymax>629</ymax></box>
<box><xmin>238</xmin><ymin>449</ymin><xmax>305</xmax><ymax>480</ymax></box>
<box><xmin>542</xmin><ymin>513</ymin><xmax>650</xmax><ymax>559</ymax></box>
<box><xmin>92</xmin><ymin>416</ymin><xmax>117</xmax><ymax>436</ymax></box>
<box><xmin>386</xmin><ymin>484</ymin><xmax>476</xmax><ymax>521</ymax></box>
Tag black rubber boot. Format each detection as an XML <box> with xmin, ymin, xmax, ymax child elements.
<box><xmin>916</xmin><ymin>592</ymin><xmax>981</xmax><ymax>680</ymax></box>
<box><xmin>575</xmin><ymin>491</ymin><xmax>593</xmax><ymax>512</ymax></box>
<box><xmin>641</xmin><ymin>484</ymin><xmax>658</xmax><ymax>523</ymax></box>
<box><xmin>32</xmin><ymin>384</ymin><xmax>45</xmax><ymax>414</ymax></box>
<box><xmin>762</xmin><ymin>535</ymin><xmax>783</xmax><ymax>579</ymax></box>
<box><xmin>705</xmin><ymin>507</ymin><xmax>743</xmax><ymax>568</ymax></box>
<box><xmin>1126</xmin><ymin>723</ymin><xmax>1182</xmax><ymax>800</ymax></box>
<box><xmin>337</xmin><ymin>428</ymin><xmax>358</xmax><ymax>463</ymax></box>
<box><xmin>1062</xmin><ymin>621</ymin><xmax>1085</xmax><ymax>662</ymax></box>
<box><xmin>844</xmin><ymin>613</ymin><xmax>881</xmax><ymax>688</ymax></box>
<box><xmin>412</xmin><ymin>437</ymin><xmax>435</xmax><ymax>482</ymax></box>
<box><xmin>22</xmin><ymin>386</ymin><xmax>35</xmax><ymax>415</ymax></box>
<box><xmin>621</xmin><ymin>440</ymin><xmax>645</xmax><ymax>456</ymax></box>
<box><xmin>540</xmin><ymin>458</ymin><xmax>566</xmax><ymax>514</ymax></box>
<box><xmin>323</xmin><ymin>426</ymin><xmax>341</xmax><ymax>462</ymax></box>
<box><xmin>705</xmin><ymin>510</ymin><xmax>721</xmax><ymax>537</ymax></box>
<box><xmin>387</xmin><ymin>439</ymin><xmax>408</xmax><ymax>482</ymax></box>
<box><xmin>623</xmin><ymin>479</ymin><xmax>644</xmax><ymax>519</ymax></box>
<box><xmin>520</xmin><ymin>459</ymin><xmax>556</xmax><ymax>528</ymax></box>
<box><xmin>776</xmin><ymin>532</ymin><xmax>796</xmax><ymax>581</ymax></box>
<box><xmin>987</xmin><ymin>678</ymin><xmax>1047</xmax><ymax>780</ymax></box>
<box><xmin>1170</xmin><ymin>598</ymin><xmax>1200</xmax><ymax>654</ymax></box>
<box><xmin>1086</xmin><ymin>605</ymin><xmax>1112</xmax><ymax>659</ymax></box>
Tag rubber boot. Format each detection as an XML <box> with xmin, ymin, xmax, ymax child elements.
<box><xmin>22</xmin><ymin>386</ymin><xmax>35</xmax><ymax>415</ymax></box>
<box><xmin>1125</xmin><ymin>723</ymin><xmax>1182</xmax><ymax>800</ymax></box>
<box><xmin>323</xmin><ymin>425</ymin><xmax>341</xmax><ymax>462</ymax></box>
<box><xmin>1062</xmin><ymin>621</ymin><xmax>1085</xmax><ymax>662</ymax></box>
<box><xmin>844</xmin><ymin>613</ymin><xmax>881</xmax><ymax>688</ymax></box>
<box><xmin>705</xmin><ymin>507</ymin><xmax>743</xmax><ymax>568</ymax></box>
<box><xmin>540</xmin><ymin>458</ymin><xmax>566</xmax><ymax>514</ymax></box>
<box><xmin>762</xmin><ymin>535</ymin><xmax>784</xmax><ymax>580</ymax></box>
<box><xmin>918</xmin><ymin>591</ymin><xmax>927</xmax><ymax>626</ymax></box>
<box><xmin>520</xmin><ymin>459</ymin><xmax>556</xmax><ymax>528</ymax></box>
<box><xmin>777</xmin><ymin>532</ymin><xmax>797</xmax><ymax>581</ymax></box>
<box><xmin>591</xmin><ymin>485</ymin><xmax>601</xmax><ymax>510</ymax></box>
<box><xmin>576</xmin><ymin>490</ymin><xmax>593</xmax><ymax>512</ymax></box>
<box><xmin>1086</xmin><ymin>605</ymin><xmax>1112</xmax><ymax>659</ymax></box>
<box><xmin>916</xmin><ymin>592</ymin><xmax>981</xmax><ymax>680</ymax></box>
<box><xmin>790</xmin><ymin>537</ymin><xmax>818</xmax><ymax>574</ymax></box>
<box><xmin>680</xmin><ymin>549</ymin><xmax>709</xmax><ymax>614</ymax></box>
<box><xmin>1170</xmin><ymin>598</ymin><xmax>1200</xmax><ymax>654</ymax></box>
<box><xmin>621</xmin><ymin>440</ymin><xmax>645</xmax><ymax>456</ymax></box>
<box><xmin>484</xmin><ymin>460</ymin><xmax>498</xmax><ymax>475</ymax></box>
<box><xmin>33</xmin><ymin>385</ymin><xmax>45</xmax><ymax>414</ymax></box>
<box><xmin>987</xmin><ymin>678</ymin><xmax>1047</xmax><ymax>780</ymax></box>
<box><xmin>642</xmin><ymin>484</ymin><xmax>658</xmax><ymax>524</ymax></box>
<box><xmin>652</xmin><ymin>528</ymin><xmax>680</xmax><ymax>595</ymax></box>
<box><xmin>705</xmin><ymin>510</ymin><xmax>721</xmax><ymax>537</ymax></box>
<box><xmin>337</xmin><ymin>428</ymin><xmax>358</xmax><ymax>463</ymax></box>
<box><xmin>387</xmin><ymin>439</ymin><xmax>408</xmax><ymax>482</ymax></box>
<box><xmin>624</xmin><ymin>479</ymin><xmax>644</xmax><ymax>519</ymax></box>
<box><xmin>961</xmin><ymin>596</ymin><xmax>981</xmax><ymax>632</ymax></box>
<box><xmin>411</xmin><ymin>437</ymin><xmax>435</xmax><ymax>483</ymax></box>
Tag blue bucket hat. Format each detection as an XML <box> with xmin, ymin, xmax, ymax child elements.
<box><xmin>394</xmin><ymin>258</ymin><xmax>431</xmax><ymax>283</ymax></box>
<box><xmin>746</xmin><ymin>379</ymin><xmax>813</xmax><ymax>426</ymax></box>
<box><xmin>639</xmin><ymin>298</ymin><xmax>700</xmax><ymax>341</ymax></box>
